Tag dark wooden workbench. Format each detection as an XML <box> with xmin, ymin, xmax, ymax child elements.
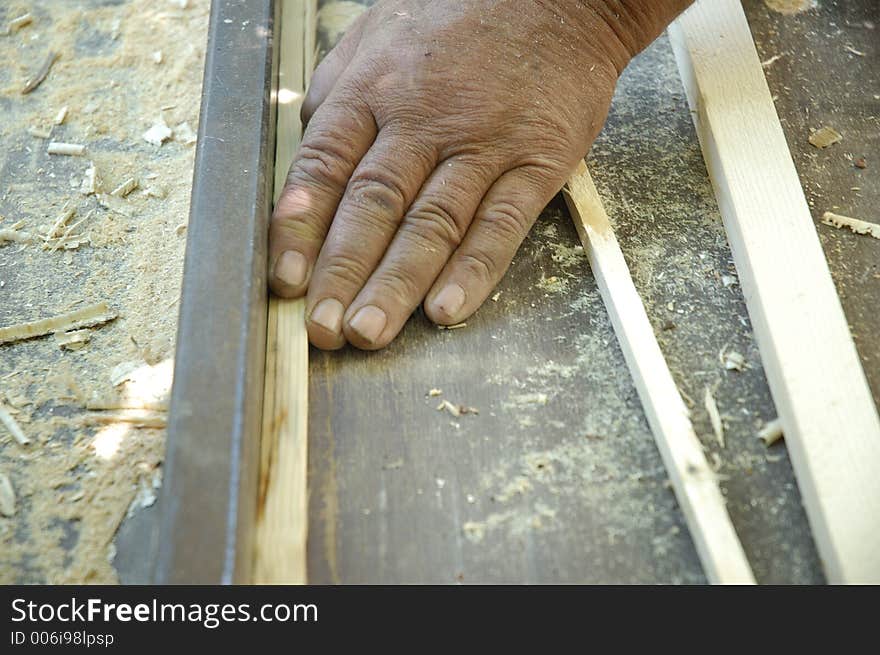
<box><xmin>303</xmin><ymin>0</ymin><xmax>878</xmax><ymax>584</ymax></box>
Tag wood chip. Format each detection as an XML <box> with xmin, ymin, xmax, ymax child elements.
<box><xmin>27</xmin><ymin>125</ymin><xmax>52</xmax><ymax>139</ymax></box>
<box><xmin>47</xmin><ymin>142</ymin><xmax>86</xmax><ymax>156</ymax></box>
<box><xmin>0</xmin><ymin>473</ymin><xmax>15</xmax><ymax>517</ymax></box>
<box><xmin>44</xmin><ymin>204</ymin><xmax>75</xmax><ymax>241</ymax></box>
<box><xmin>111</xmin><ymin>177</ymin><xmax>139</xmax><ymax>198</ymax></box>
<box><xmin>438</xmin><ymin>322</ymin><xmax>467</xmax><ymax>330</ymax></box>
<box><xmin>757</xmin><ymin>418</ymin><xmax>784</xmax><ymax>446</ymax></box>
<box><xmin>821</xmin><ymin>211</ymin><xmax>880</xmax><ymax>240</ymax></box>
<box><xmin>22</xmin><ymin>51</ymin><xmax>58</xmax><ymax>94</ymax></box>
<box><xmin>55</xmin><ymin>329</ymin><xmax>92</xmax><ymax>350</ymax></box>
<box><xmin>0</xmin><ymin>302</ymin><xmax>117</xmax><ymax>346</ymax></box>
<box><xmin>174</xmin><ymin>121</ymin><xmax>197</xmax><ymax>145</ymax></box>
<box><xmin>808</xmin><ymin>126</ymin><xmax>842</xmax><ymax>149</ymax></box>
<box><xmin>704</xmin><ymin>387</ymin><xmax>725</xmax><ymax>448</ymax></box>
<box><xmin>427</xmin><ymin>388</ymin><xmax>443</xmax><ymax>397</ymax></box>
<box><xmin>437</xmin><ymin>399</ymin><xmax>478</xmax><ymax>416</ymax></box>
<box><xmin>142</xmin><ymin>116</ymin><xmax>172</xmax><ymax>146</ymax></box>
<box><xmin>82</xmin><ymin>411</ymin><xmax>167</xmax><ymax>429</ymax></box>
<box><xmin>80</xmin><ymin>162</ymin><xmax>100</xmax><ymax>195</ymax></box>
<box><xmin>7</xmin><ymin>13</ymin><xmax>33</xmax><ymax>34</ymax></box>
<box><xmin>722</xmin><ymin>350</ymin><xmax>746</xmax><ymax>371</ymax></box>
<box><xmin>54</xmin><ymin>105</ymin><xmax>69</xmax><ymax>125</ymax></box>
<box><xmin>0</xmin><ymin>403</ymin><xmax>29</xmax><ymax>445</ymax></box>
<box><xmin>0</xmin><ymin>228</ymin><xmax>34</xmax><ymax>244</ymax></box>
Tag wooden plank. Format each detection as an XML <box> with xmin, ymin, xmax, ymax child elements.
<box><xmin>564</xmin><ymin>162</ymin><xmax>755</xmax><ymax>584</ymax></box>
<box><xmin>668</xmin><ymin>0</ymin><xmax>880</xmax><ymax>583</ymax></box>
<box><xmin>254</xmin><ymin>0</ymin><xmax>317</xmax><ymax>585</ymax></box>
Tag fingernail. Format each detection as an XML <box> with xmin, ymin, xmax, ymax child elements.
<box><xmin>349</xmin><ymin>305</ymin><xmax>387</xmax><ymax>344</ymax></box>
<box><xmin>310</xmin><ymin>298</ymin><xmax>344</xmax><ymax>334</ymax></box>
<box><xmin>433</xmin><ymin>283</ymin><xmax>466</xmax><ymax>318</ymax></box>
<box><xmin>274</xmin><ymin>250</ymin><xmax>308</xmax><ymax>288</ymax></box>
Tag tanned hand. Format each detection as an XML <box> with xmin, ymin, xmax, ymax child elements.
<box><xmin>269</xmin><ymin>0</ymin><xmax>692</xmax><ymax>350</ymax></box>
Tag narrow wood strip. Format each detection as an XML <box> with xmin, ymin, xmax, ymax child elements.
<box><xmin>668</xmin><ymin>0</ymin><xmax>880</xmax><ymax>583</ymax></box>
<box><xmin>565</xmin><ymin>162</ymin><xmax>755</xmax><ymax>584</ymax></box>
<box><xmin>254</xmin><ymin>0</ymin><xmax>316</xmax><ymax>585</ymax></box>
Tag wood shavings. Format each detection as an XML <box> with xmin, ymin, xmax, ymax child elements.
<box><xmin>808</xmin><ymin>126</ymin><xmax>842</xmax><ymax>149</ymax></box>
<box><xmin>6</xmin><ymin>13</ymin><xmax>33</xmax><ymax>35</ymax></box>
<box><xmin>80</xmin><ymin>162</ymin><xmax>100</xmax><ymax>195</ymax></box>
<box><xmin>0</xmin><ymin>302</ymin><xmax>117</xmax><ymax>346</ymax></box>
<box><xmin>22</xmin><ymin>51</ymin><xmax>59</xmax><ymax>95</ymax></box>
<box><xmin>704</xmin><ymin>387</ymin><xmax>724</xmax><ymax>448</ymax></box>
<box><xmin>761</xmin><ymin>54</ymin><xmax>783</xmax><ymax>68</ymax></box>
<box><xmin>0</xmin><ymin>403</ymin><xmax>29</xmax><ymax>445</ymax></box>
<box><xmin>55</xmin><ymin>329</ymin><xmax>92</xmax><ymax>351</ymax></box>
<box><xmin>427</xmin><ymin>388</ymin><xmax>443</xmax><ymax>397</ymax></box>
<box><xmin>44</xmin><ymin>205</ymin><xmax>75</xmax><ymax>241</ymax></box>
<box><xmin>721</xmin><ymin>350</ymin><xmax>746</xmax><ymax>371</ymax></box>
<box><xmin>757</xmin><ymin>418</ymin><xmax>784</xmax><ymax>446</ymax></box>
<box><xmin>152</xmin><ymin>50</ymin><xmax>163</xmax><ymax>64</ymax></box>
<box><xmin>142</xmin><ymin>116</ymin><xmax>172</xmax><ymax>146</ymax></box>
<box><xmin>437</xmin><ymin>399</ymin><xmax>479</xmax><ymax>417</ymax></box>
<box><xmin>438</xmin><ymin>322</ymin><xmax>467</xmax><ymax>330</ymax></box>
<box><xmin>54</xmin><ymin>106</ymin><xmax>69</xmax><ymax>125</ymax></box>
<box><xmin>174</xmin><ymin>121</ymin><xmax>197</xmax><ymax>145</ymax></box>
<box><xmin>821</xmin><ymin>212</ymin><xmax>880</xmax><ymax>240</ymax></box>
<box><xmin>82</xmin><ymin>411</ymin><xmax>167</xmax><ymax>429</ymax></box>
<box><xmin>47</xmin><ymin>142</ymin><xmax>86</xmax><ymax>156</ymax></box>
<box><xmin>27</xmin><ymin>126</ymin><xmax>52</xmax><ymax>139</ymax></box>
<box><xmin>0</xmin><ymin>473</ymin><xmax>15</xmax><ymax>517</ymax></box>
<box><xmin>844</xmin><ymin>45</ymin><xmax>866</xmax><ymax>57</ymax></box>
<box><xmin>86</xmin><ymin>397</ymin><xmax>168</xmax><ymax>412</ymax></box>
<box><xmin>0</xmin><ymin>228</ymin><xmax>34</xmax><ymax>245</ymax></box>
<box><xmin>109</xmin><ymin>360</ymin><xmax>143</xmax><ymax>387</ymax></box>
<box><xmin>111</xmin><ymin>177</ymin><xmax>139</xmax><ymax>198</ymax></box>
<box><xmin>491</xmin><ymin>291</ymin><xmax>501</xmax><ymax>302</ymax></box>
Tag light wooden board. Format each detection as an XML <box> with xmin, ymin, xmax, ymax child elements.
<box><xmin>668</xmin><ymin>0</ymin><xmax>880</xmax><ymax>583</ymax></box>
<box><xmin>254</xmin><ymin>0</ymin><xmax>317</xmax><ymax>585</ymax></box>
<box><xmin>564</xmin><ymin>162</ymin><xmax>755</xmax><ymax>584</ymax></box>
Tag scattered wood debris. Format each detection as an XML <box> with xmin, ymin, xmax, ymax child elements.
<box><xmin>47</xmin><ymin>142</ymin><xmax>86</xmax><ymax>156</ymax></box>
<box><xmin>808</xmin><ymin>126</ymin><xmax>842</xmax><ymax>149</ymax></box>
<box><xmin>44</xmin><ymin>204</ymin><xmax>75</xmax><ymax>242</ymax></box>
<box><xmin>821</xmin><ymin>211</ymin><xmax>880</xmax><ymax>240</ymax></box>
<box><xmin>152</xmin><ymin>50</ymin><xmax>163</xmax><ymax>64</ymax></box>
<box><xmin>0</xmin><ymin>473</ymin><xmax>15</xmax><ymax>517</ymax></box>
<box><xmin>438</xmin><ymin>322</ymin><xmax>467</xmax><ymax>331</ymax></box>
<box><xmin>55</xmin><ymin>329</ymin><xmax>92</xmax><ymax>351</ymax></box>
<box><xmin>491</xmin><ymin>291</ymin><xmax>501</xmax><ymax>302</ymax></box>
<box><xmin>437</xmin><ymin>399</ymin><xmax>479</xmax><ymax>417</ymax></box>
<box><xmin>704</xmin><ymin>387</ymin><xmax>724</xmax><ymax>448</ymax></box>
<box><xmin>86</xmin><ymin>397</ymin><xmax>168</xmax><ymax>412</ymax></box>
<box><xmin>854</xmin><ymin>157</ymin><xmax>867</xmax><ymax>169</ymax></box>
<box><xmin>142</xmin><ymin>116</ymin><xmax>172</xmax><ymax>146</ymax></box>
<box><xmin>80</xmin><ymin>162</ymin><xmax>100</xmax><ymax>195</ymax></box>
<box><xmin>0</xmin><ymin>403</ymin><xmax>29</xmax><ymax>446</ymax></box>
<box><xmin>757</xmin><ymin>418</ymin><xmax>784</xmax><ymax>446</ymax></box>
<box><xmin>82</xmin><ymin>411</ymin><xmax>167</xmax><ymax>429</ymax></box>
<box><xmin>721</xmin><ymin>349</ymin><xmax>746</xmax><ymax>371</ymax></box>
<box><xmin>5</xmin><ymin>13</ymin><xmax>33</xmax><ymax>35</ymax></box>
<box><xmin>427</xmin><ymin>388</ymin><xmax>443</xmax><ymax>397</ymax></box>
<box><xmin>54</xmin><ymin>105</ymin><xmax>69</xmax><ymax>125</ymax></box>
<box><xmin>0</xmin><ymin>228</ymin><xmax>34</xmax><ymax>245</ymax></box>
<box><xmin>175</xmin><ymin>122</ymin><xmax>197</xmax><ymax>145</ymax></box>
<box><xmin>111</xmin><ymin>177</ymin><xmax>139</xmax><ymax>198</ymax></box>
<box><xmin>844</xmin><ymin>45</ymin><xmax>866</xmax><ymax>57</ymax></box>
<box><xmin>109</xmin><ymin>360</ymin><xmax>142</xmax><ymax>387</ymax></box>
<box><xmin>22</xmin><ymin>51</ymin><xmax>59</xmax><ymax>95</ymax></box>
<box><xmin>0</xmin><ymin>302</ymin><xmax>117</xmax><ymax>346</ymax></box>
<box><xmin>27</xmin><ymin>126</ymin><xmax>52</xmax><ymax>139</ymax></box>
<box><xmin>761</xmin><ymin>53</ymin><xmax>784</xmax><ymax>68</ymax></box>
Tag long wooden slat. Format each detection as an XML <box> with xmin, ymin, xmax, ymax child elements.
<box><xmin>564</xmin><ymin>162</ymin><xmax>755</xmax><ymax>584</ymax></box>
<box><xmin>668</xmin><ymin>0</ymin><xmax>880</xmax><ymax>583</ymax></box>
<box><xmin>254</xmin><ymin>0</ymin><xmax>317</xmax><ymax>585</ymax></box>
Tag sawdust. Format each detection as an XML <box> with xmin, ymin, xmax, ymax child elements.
<box><xmin>0</xmin><ymin>0</ymin><xmax>208</xmax><ymax>583</ymax></box>
<box><xmin>763</xmin><ymin>0</ymin><xmax>817</xmax><ymax>15</ymax></box>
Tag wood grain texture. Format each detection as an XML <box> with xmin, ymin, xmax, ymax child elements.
<box><xmin>254</xmin><ymin>0</ymin><xmax>317</xmax><ymax>584</ymax></box>
<box><xmin>668</xmin><ymin>0</ymin><xmax>880</xmax><ymax>583</ymax></box>
<box><xmin>564</xmin><ymin>162</ymin><xmax>755</xmax><ymax>584</ymax></box>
